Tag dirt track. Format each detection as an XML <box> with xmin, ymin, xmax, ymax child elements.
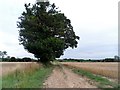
<box><xmin>44</xmin><ymin>65</ymin><xmax>97</xmax><ymax>88</ymax></box>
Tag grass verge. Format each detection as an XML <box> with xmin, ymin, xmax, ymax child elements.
<box><xmin>73</xmin><ymin>69</ymin><xmax>119</xmax><ymax>90</ymax></box>
<box><xmin>2</xmin><ymin>65</ymin><xmax>53</xmax><ymax>88</ymax></box>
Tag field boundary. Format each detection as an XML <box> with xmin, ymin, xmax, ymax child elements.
<box><xmin>63</xmin><ymin>64</ymin><xmax>119</xmax><ymax>89</ymax></box>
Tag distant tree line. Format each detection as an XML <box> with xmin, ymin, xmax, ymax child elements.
<box><xmin>1</xmin><ymin>57</ymin><xmax>37</xmax><ymax>62</ymax></box>
<box><xmin>59</xmin><ymin>58</ymin><xmax>120</xmax><ymax>62</ymax></box>
<box><xmin>0</xmin><ymin>51</ymin><xmax>38</xmax><ymax>62</ymax></box>
<box><xmin>2</xmin><ymin>57</ymin><xmax>119</xmax><ymax>62</ymax></box>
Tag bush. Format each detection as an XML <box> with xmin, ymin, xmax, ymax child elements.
<box><xmin>22</xmin><ymin>57</ymin><xmax>32</xmax><ymax>62</ymax></box>
<box><xmin>2</xmin><ymin>58</ymin><xmax>10</xmax><ymax>62</ymax></box>
<box><xmin>10</xmin><ymin>57</ymin><xmax>16</xmax><ymax>62</ymax></box>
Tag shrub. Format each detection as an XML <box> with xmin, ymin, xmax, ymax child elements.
<box><xmin>10</xmin><ymin>57</ymin><xmax>16</xmax><ymax>62</ymax></box>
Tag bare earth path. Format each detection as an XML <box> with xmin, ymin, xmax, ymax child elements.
<box><xmin>44</xmin><ymin>65</ymin><xmax>97</xmax><ymax>88</ymax></box>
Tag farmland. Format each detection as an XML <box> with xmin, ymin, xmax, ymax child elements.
<box><xmin>1</xmin><ymin>62</ymin><xmax>53</xmax><ymax>88</ymax></box>
<box><xmin>0</xmin><ymin>62</ymin><xmax>42</xmax><ymax>76</ymax></box>
<box><xmin>0</xmin><ymin>62</ymin><xmax>119</xmax><ymax>88</ymax></box>
<box><xmin>61</xmin><ymin>62</ymin><xmax>118</xmax><ymax>79</ymax></box>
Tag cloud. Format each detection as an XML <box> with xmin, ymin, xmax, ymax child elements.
<box><xmin>0</xmin><ymin>0</ymin><xmax>118</xmax><ymax>59</ymax></box>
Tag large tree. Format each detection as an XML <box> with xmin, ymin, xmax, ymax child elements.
<box><xmin>17</xmin><ymin>1</ymin><xmax>79</xmax><ymax>64</ymax></box>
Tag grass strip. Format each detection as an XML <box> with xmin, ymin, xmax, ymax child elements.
<box><xmin>73</xmin><ymin>69</ymin><xmax>119</xmax><ymax>89</ymax></box>
<box><xmin>2</xmin><ymin>66</ymin><xmax>53</xmax><ymax>88</ymax></box>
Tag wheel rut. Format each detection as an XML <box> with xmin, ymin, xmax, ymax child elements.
<box><xmin>43</xmin><ymin>65</ymin><xmax>97</xmax><ymax>88</ymax></box>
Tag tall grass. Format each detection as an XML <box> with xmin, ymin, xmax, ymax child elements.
<box><xmin>2</xmin><ymin>64</ymin><xmax>53</xmax><ymax>88</ymax></box>
<box><xmin>73</xmin><ymin>69</ymin><xmax>119</xmax><ymax>89</ymax></box>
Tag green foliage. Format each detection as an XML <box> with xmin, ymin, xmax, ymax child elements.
<box><xmin>22</xmin><ymin>57</ymin><xmax>32</xmax><ymax>62</ymax></box>
<box><xmin>73</xmin><ymin>69</ymin><xmax>120</xmax><ymax>89</ymax></box>
<box><xmin>59</xmin><ymin>58</ymin><xmax>117</xmax><ymax>62</ymax></box>
<box><xmin>0</xmin><ymin>51</ymin><xmax>7</xmax><ymax>59</ymax></box>
<box><xmin>2</xmin><ymin>66</ymin><xmax>53</xmax><ymax>88</ymax></box>
<box><xmin>1</xmin><ymin>57</ymin><xmax>36</xmax><ymax>62</ymax></box>
<box><xmin>17</xmin><ymin>1</ymin><xmax>79</xmax><ymax>64</ymax></box>
<box><xmin>2</xmin><ymin>58</ymin><xmax>10</xmax><ymax>62</ymax></box>
<box><xmin>10</xmin><ymin>57</ymin><xmax>16</xmax><ymax>62</ymax></box>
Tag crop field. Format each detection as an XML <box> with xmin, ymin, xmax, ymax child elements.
<box><xmin>61</xmin><ymin>62</ymin><xmax>119</xmax><ymax>79</ymax></box>
<box><xmin>0</xmin><ymin>62</ymin><xmax>119</xmax><ymax>88</ymax></box>
<box><xmin>1</xmin><ymin>62</ymin><xmax>54</xmax><ymax>88</ymax></box>
<box><xmin>0</xmin><ymin>62</ymin><xmax>42</xmax><ymax>77</ymax></box>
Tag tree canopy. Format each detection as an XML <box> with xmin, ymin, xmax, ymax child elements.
<box><xmin>0</xmin><ymin>51</ymin><xmax>7</xmax><ymax>59</ymax></box>
<box><xmin>17</xmin><ymin>1</ymin><xmax>79</xmax><ymax>64</ymax></box>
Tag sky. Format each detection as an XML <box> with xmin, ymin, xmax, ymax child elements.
<box><xmin>0</xmin><ymin>0</ymin><xmax>119</xmax><ymax>59</ymax></box>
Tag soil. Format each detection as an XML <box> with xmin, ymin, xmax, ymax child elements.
<box><xmin>43</xmin><ymin>65</ymin><xmax>97</xmax><ymax>88</ymax></box>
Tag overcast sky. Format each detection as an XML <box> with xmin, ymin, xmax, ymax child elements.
<box><xmin>0</xmin><ymin>0</ymin><xmax>119</xmax><ymax>59</ymax></box>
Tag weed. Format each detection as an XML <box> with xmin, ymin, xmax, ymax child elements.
<box><xmin>73</xmin><ymin>69</ymin><xmax>119</xmax><ymax>89</ymax></box>
<box><xmin>2</xmin><ymin>66</ymin><xmax>53</xmax><ymax>88</ymax></box>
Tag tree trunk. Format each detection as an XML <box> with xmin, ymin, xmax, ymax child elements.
<box><xmin>40</xmin><ymin>56</ymin><xmax>51</xmax><ymax>66</ymax></box>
